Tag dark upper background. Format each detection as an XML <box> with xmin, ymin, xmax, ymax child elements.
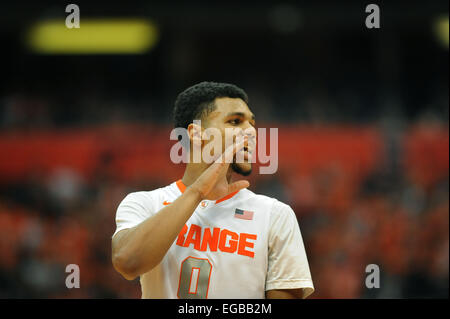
<box><xmin>1</xmin><ymin>1</ymin><xmax>448</xmax><ymax>127</ymax></box>
<box><xmin>0</xmin><ymin>1</ymin><xmax>448</xmax><ymax>298</ymax></box>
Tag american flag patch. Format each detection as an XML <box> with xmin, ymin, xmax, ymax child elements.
<box><xmin>234</xmin><ymin>208</ymin><xmax>254</xmax><ymax>220</ymax></box>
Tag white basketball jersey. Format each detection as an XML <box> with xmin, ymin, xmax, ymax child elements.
<box><xmin>113</xmin><ymin>180</ymin><xmax>314</xmax><ymax>299</ymax></box>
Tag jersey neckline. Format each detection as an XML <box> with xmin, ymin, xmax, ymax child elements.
<box><xmin>175</xmin><ymin>179</ymin><xmax>239</xmax><ymax>205</ymax></box>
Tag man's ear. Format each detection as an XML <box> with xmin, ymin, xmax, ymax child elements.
<box><xmin>187</xmin><ymin>121</ymin><xmax>202</xmax><ymax>147</ymax></box>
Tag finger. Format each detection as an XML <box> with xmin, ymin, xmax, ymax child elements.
<box><xmin>215</xmin><ymin>136</ymin><xmax>247</xmax><ymax>164</ymax></box>
<box><xmin>227</xmin><ymin>180</ymin><xmax>250</xmax><ymax>193</ymax></box>
<box><xmin>247</xmin><ymin>135</ymin><xmax>256</xmax><ymax>151</ymax></box>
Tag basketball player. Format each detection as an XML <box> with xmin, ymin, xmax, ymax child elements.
<box><xmin>111</xmin><ymin>82</ymin><xmax>314</xmax><ymax>299</ymax></box>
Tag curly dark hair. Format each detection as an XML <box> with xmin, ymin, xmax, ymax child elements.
<box><xmin>173</xmin><ymin>81</ymin><xmax>249</xmax><ymax>129</ymax></box>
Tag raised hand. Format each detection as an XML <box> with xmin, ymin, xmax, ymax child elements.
<box><xmin>190</xmin><ymin>136</ymin><xmax>250</xmax><ymax>201</ymax></box>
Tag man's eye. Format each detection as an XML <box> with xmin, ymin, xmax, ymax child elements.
<box><xmin>228</xmin><ymin>119</ymin><xmax>240</xmax><ymax>125</ymax></box>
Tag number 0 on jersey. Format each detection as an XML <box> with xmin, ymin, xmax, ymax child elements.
<box><xmin>177</xmin><ymin>256</ymin><xmax>213</xmax><ymax>299</ymax></box>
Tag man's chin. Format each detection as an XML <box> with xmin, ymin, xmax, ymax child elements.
<box><xmin>231</xmin><ymin>162</ymin><xmax>252</xmax><ymax>176</ymax></box>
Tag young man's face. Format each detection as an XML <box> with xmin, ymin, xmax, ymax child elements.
<box><xmin>202</xmin><ymin>97</ymin><xmax>256</xmax><ymax>176</ymax></box>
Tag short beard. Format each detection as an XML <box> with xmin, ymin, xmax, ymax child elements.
<box><xmin>231</xmin><ymin>162</ymin><xmax>252</xmax><ymax>176</ymax></box>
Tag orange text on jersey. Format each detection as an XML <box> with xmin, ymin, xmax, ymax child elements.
<box><xmin>176</xmin><ymin>224</ymin><xmax>257</xmax><ymax>258</ymax></box>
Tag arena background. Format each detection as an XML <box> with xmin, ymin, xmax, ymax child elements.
<box><xmin>0</xmin><ymin>1</ymin><xmax>448</xmax><ymax>298</ymax></box>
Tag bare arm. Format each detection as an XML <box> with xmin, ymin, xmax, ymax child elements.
<box><xmin>112</xmin><ymin>187</ymin><xmax>203</xmax><ymax>280</ymax></box>
<box><xmin>111</xmin><ymin>137</ymin><xmax>249</xmax><ymax>280</ymax></box>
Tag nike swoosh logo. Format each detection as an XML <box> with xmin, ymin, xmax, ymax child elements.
<box><xmin>163</xmin><ymin>200</ymin><xmax>172</xmax><ymax>205</ymax></box>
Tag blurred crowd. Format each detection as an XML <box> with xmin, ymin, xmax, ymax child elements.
<box><xmin>0</xmin><ymin>0</ymin><xmax>447</xmax><ymax>298</ymax></box>
<box><xmin>0</xmin><ymin>91</ymin><xmax>448</xmax><ymax>298</ymax></box>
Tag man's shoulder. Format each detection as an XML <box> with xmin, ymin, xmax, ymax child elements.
<box><xmin>238</xmin><ymin>190</ymin><xmax>298</xmax><ymax>230</ymax></box>
<box><xmin>120</xmin><ymin>183</ymin><xmax>176</xmax><ymax>206</ymax></box>
<box><xmin>238</xmin><ymin>189</ymin><xmax>291</xmax><ymax>213</ymax></box>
